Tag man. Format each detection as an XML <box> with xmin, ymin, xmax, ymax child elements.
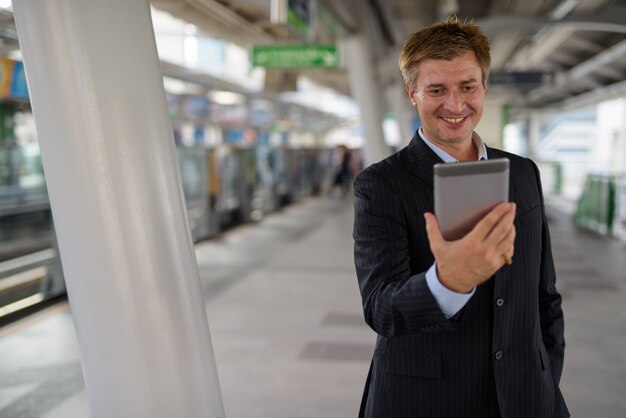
<box><xmin>353</xmin><ymin>17</ymin><xmax>568</xmax><ymax>418</ymax></box>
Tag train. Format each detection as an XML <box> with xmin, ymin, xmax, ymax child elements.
<box><xmin>0</xmin><ymin>129</ymin><xmax>349</xmax><ymax>315</ymax></box>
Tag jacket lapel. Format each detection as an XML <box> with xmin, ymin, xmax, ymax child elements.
<box><xmin>406</xmin><ymin>130</ymin><xmax>444</xmax><ymax>186</ymax></box>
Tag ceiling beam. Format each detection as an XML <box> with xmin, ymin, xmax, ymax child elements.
<box><xmin>569</xmin><ymin>37</ymin><xmax>604</xmax><ymax>54</ymax></box>
<box><xmin>522</xmin><ymin>26</ymin><xmax>575</xmax><ymax>67</ymax></box>
<box><xmin>567</xmin><ymin>38</ymin><xmax>626</xmax><ymax>80</ymax></box>
<box><xmin>594</xmin><ymin>65</ymin><xmax>624</xmax><ymax>81</ymax></box>
<box><xmin>318</xmin><ymin>0</ymin><xmax>360</xmax><ymax>34</ymax></box>
<box><xmin>477</xmin><ymin>9</ymin><xmax>626</xmax><ymax>38</ymax></box>
<box><xmin>186</xmin><ymin>0</ymin><xmax>274</xmax><ymax>44</ymax></box>
<box><xmin>515</xmin><ymin>77</ymin><xmax>626</xmax><ymax>119</ymax></box>
<box><xmin>370</xmin><ymin>0</ymin><xmax>404</xmax><ymax>46</ymax></box>
<box><xmin>527</xmin><ymin>37</ymin><xmax>626</xmax><ymax>102</ymax></box>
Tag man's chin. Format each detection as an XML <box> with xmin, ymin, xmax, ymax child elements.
<box><xmin>441</xmin><ymin>126</ymin><xmax>475</xmax><ymax>142</ymax></box>
<box><xmin>438</xmin><ymin>134</ymin><xmax>468</xmax><ymax>145</ymax></box>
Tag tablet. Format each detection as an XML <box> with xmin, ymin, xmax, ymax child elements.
<box><xmin>434</xmin><ymin>158</ymin><xmax>509</xmax><ymax>241</ymax></box>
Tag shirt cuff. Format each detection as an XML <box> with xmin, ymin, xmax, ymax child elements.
<box><xmin>425</xmin><ymin>263</ymin><xmax>476</xmax><ymax>319</ymax></box>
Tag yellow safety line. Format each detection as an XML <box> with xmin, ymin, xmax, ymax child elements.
<box><xmin>0</xmin><ymin>299</ymin><xmax>70</xmax><ymax>339</ymax></box>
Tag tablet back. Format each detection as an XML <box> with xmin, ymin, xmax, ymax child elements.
<box><xmin>434</xmin><ymin>158</ymin><xmax>509</xmax><ymax>241</ymax></box>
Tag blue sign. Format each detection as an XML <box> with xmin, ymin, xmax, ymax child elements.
<box><xmin>258</xmin><ymin>131</ymin><xmax>270</xmax><ymax>145</ymax></box>
<box><xmin>11</xmin><ymin>61</ymin><xmax>29</xmax><ymax>99</ymax></box>
<box><xmin>225</xmin><ymin>128</ymin><xmax>244</xmax><ymax>144</ymax></box>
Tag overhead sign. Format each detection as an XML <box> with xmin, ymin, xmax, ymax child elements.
<box><xmin>271</xmin><ymin>0</ymin><xmax>313</xmax><ymax>40</ymax></box>
<box><xmin>0</xmin><ymin>58</ymin><xmax>29</xmax><ymax>99</ymax></box>
<box><xmin>252</xmin><ymin>44</ymin><xmax>339</xmax><ymax>69</ymax></box>
<box><xmin>11</xmin><ymin>61</ymin><xmax>29</xmax><ymax>99</ymax></box>
<box><xmin>287</xmin><ymin>0</ymin><xmax>311</xmax><ymax>39</ymax></box>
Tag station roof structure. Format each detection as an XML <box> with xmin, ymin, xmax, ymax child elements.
<box><xmin>149</xmin><ymin>0</ymin><xmax>626</xmax><ymax>117</ymax></box>
<box><xmin>2</xmin><ymin>0</ymin><xmax>626</xmax><ymax>118</ymax></box>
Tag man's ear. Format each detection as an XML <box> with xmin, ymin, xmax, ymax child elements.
<box><xmin>406</xmin><ymin>84</ymin><xmax>416</xmax><ymax>106</ymax></box>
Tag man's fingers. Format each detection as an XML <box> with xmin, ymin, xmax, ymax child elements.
<box><xmin>470</xmin><ymin>202</ymin><xmax>514</xmax><ymax>241</ymax></box>
<box><xmin>485</xmin><ymin>203</ymin><xmax>516</xmax><ymax>245</ymax></box>
<box><xmin>495</xmin><ymin>225</ymin><xmax>516</xmax><ymax>257</ymax></box>
<box><xmin>424</xmin><ymin>212</ymin><xmax>445</xmax><ymax>251</ymax></box>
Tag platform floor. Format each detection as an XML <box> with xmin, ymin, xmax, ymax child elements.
<box><xmin>0</xmin><ymin>195</ymin><xmax>625</xmax><ymax>417</ymax></box>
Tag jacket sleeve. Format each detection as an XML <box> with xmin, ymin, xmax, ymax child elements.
<box><xmin>353</xmin><ymin>167</ymin><xmax>454</xmax><ymax>337</ymax></box>
<box><xmin>531</xmin><ymin>160</ymin><xmax>566</xmax><ymax>382</ymax></box>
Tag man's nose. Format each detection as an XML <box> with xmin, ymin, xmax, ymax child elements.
<box><xmin>444</xmin><ymin>90</ymin><xmax>464</xmax><ymax>114</ymax></box>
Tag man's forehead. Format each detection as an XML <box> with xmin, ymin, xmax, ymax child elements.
<box><xmin>417</xmin><ymin>54</ymin><xmax>482</xmax><ymax>84</ymax></box>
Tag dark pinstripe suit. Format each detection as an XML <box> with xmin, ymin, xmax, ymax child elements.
<box><xmin>353</xmin><ymin>133</ymin><xmax>569</xmax><ymax>418</ymax></box>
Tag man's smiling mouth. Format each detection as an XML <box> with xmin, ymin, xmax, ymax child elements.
<box><xmin>441</xmin><ymin>116</ymin><xmax>466</xmax><ymax>123</ymax></box>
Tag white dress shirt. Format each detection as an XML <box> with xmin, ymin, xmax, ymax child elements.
<box><xmin>418</xmin><ymin>128</ymin><xmax>487</xmax><ymax>318</ymax></box>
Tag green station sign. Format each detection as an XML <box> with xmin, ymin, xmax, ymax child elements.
<box><xmin>252</xmin><ymin>44</ymin><xmax>339</xmax><ymax>69</ymax></box>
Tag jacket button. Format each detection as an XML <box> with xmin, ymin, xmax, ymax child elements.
<box><xmin>494</xmin><ymin>351</ymin><xmax>503</xmax><ymax>360</ymax></box>
<box><xmin>496</xmin><ymin>298</ymin><xmax>505</xmax><ymax>307</ymax></box>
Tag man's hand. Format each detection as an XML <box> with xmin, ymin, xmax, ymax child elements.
<box><xmin>424</xmin><ymin>202</ymin><xmax>516</xmax><ymax>293</ymax></box>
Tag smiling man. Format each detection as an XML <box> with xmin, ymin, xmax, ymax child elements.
<box><xmin>353</xmin><ymin>17</ymin><xmax>569</xmax><ymax>418</ymax></box>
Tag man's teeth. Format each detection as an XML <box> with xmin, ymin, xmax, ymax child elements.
<box><xmin>442</xmin><ymin>117</ymin><xmax>464</xmax><ymax>123</ymax></box>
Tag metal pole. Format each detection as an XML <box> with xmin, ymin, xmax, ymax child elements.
<box><xmin>343</xmin><ymin>34</ymin><xmax>391</xmax><ymax>166</ymax></box>
<box><xmin>13</xmin><ymin>1</ymin><xmax>225</xmax><ymax>417</ymax></box>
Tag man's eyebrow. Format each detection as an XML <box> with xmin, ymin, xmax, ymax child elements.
<box><xmin>425</xmin><ymin>79</ymin><xmax>479</xmax><ymax>89</ymax></box>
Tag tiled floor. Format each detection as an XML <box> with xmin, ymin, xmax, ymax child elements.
<box><xmin>0</xmin><ymin>195</ymin><xmax>625</xmax><ymax>417</ymax></box>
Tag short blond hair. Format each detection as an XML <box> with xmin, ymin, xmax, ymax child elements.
<box><xmin>398</xmin><ymin>16</ymin><xmax>491</xmax><ymax>90</ymax></box>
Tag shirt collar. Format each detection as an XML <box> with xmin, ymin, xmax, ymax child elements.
<box><xmin>418</xmin><ymin>127</ymin><xmax>488</xmax><ymax>163</ymax></box>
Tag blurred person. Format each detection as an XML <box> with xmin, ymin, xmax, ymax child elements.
<box><xmin>353</xmin><ymin>17</ymin><xmax>568</xmax><ymax>418</ymax></box>
<box><xmin>330</xmin><ymin>144</ymin><xmax>353</xmax><ymax>198</ymax></box>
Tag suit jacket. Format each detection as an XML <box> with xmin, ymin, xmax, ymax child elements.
<box><xmin>353</xmin><ymin>133</ymin><xmax>569</xmax><ymax>418</ymax></box>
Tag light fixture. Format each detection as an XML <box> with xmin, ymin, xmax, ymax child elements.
<box><xmin>206</xmin><ymin>90</ymin><xmax>246</xmax><ymax>106</ymax></box>
<box><xmin>163</xmin><ymin>77</ymin><xmax>204</xmax><ymax>95</ymax></box>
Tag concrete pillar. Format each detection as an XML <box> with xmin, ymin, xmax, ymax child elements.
<box><xmin>39</xmin><ymin>222</ymin><xmax>66</xmax><ymax>297</ymax></box>
<box><xmin>527</xmin><ymin>112</ymin><xmax>542</xmax><ymax>159</ymax></box>
<box><xmin>622</xmin><ymin>103</ymin><xmax>626</xmax><ymax>174</ymax></box>
<box><xmin>13</xmin><ymin>1</ymin><xmax>225</xmax><ymax>418</ymax></box>
<box><xmin>387</xmin><ymin>82</ymin><xmax>415</xmax><ymax>148</ymax></box>
<box><xmin>475</xmin><ymin>98</ymin><xmax>507</xmax><ymax>149</ymax></box>
<box><xmin>599</xmin><ymin>99</ymin><xmax>626</xmax><ymax>174</ymax></box>
<box><xmin>343</xmin><ymin>35</ymin><xmax>390</xmax><ymax>166</ymax></box>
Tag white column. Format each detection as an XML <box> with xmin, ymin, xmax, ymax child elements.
<box><xmin>343</xmin><ymin>35</ymin><xmax>390</xmax><ymax>166</ymax></box>
<box><xmin>527</xmin><ymin>112</ymin><xmax>542</xmax><ymax>159</ymax></box>
<box><xmin>475</xmin><ymin>98</ymin><xmax>506</xmax><ymax>149</ymax></box>
<box><xmin>387</xmin><ymin>81</ymin><xmax>415</xmax><ymax>148</ymax></box>
<box><xmin>13</xmin><ymin>1</ymin><xmax>225</xmax><ymax>418</ymax></box>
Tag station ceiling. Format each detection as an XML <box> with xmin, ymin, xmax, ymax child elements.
<box><xmin>3</xmin><ymin>1</ymin><xmax>626</xmax><ymax>119</ymax></box>
<box><xmin>151</xmin><ymin>0</ymin><xmax>626</xmax><ymax>118</ymax></box>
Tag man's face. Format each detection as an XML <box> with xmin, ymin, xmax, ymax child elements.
<box><xmin>407</xmin><ymin>50</ymin><xmax>486</xmax><ymax>148</ymax></box>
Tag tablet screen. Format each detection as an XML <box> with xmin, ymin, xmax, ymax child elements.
<box><xmin>434</xmin><ymin>158</ymin><xmax>509</xmax><ymax>241</ymax></box>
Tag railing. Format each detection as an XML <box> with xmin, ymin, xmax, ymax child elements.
<box><xmin>574</xmin><ymin>174</ymin><xmax>620</xmax><ymax>237</ymax></box>
<box><xmin>616</xmin><ymin>175</ymin><xmax>626</xmax><ymax>239</ymax></box>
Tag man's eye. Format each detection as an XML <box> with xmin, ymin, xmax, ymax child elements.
<box><xmin>429</xmin><ymin>89</ymin><xmax>444</xmax><ymax>96</ymax></box>
<box><xmin>462</xmin><ymin>85</ymin><xmax>476</xmax><ymax>92</ymax></box>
